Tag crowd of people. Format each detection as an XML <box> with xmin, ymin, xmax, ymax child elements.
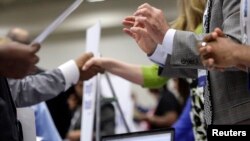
<box><xmin>1</xmin><ymin>0</ymin><xmax>250</xmax><ymax>141</ymax></box>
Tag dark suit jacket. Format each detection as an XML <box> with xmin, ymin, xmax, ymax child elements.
<box><xmin>0</xmin><ymin>77</ymin><xmax>20</xmax><ymax>141</ymax></box>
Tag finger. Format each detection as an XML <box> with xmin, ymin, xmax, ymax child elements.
<box><xmin>135</xmin><ymin>16</ymin><xmax>157</xmax><ymax>41</ymax></box>
<box><xmin>138</xmin><ymin>3</ymin><xmax>152</xmax><ymax>10</ymax></box>
<box><xmin>30</xmin><ymin>43</ymin><xmax>41</xmax><ymax>53</ymax></box>
<box><xmin>206</xmin><ymin>45</ymin><xmax>213</xmax><ymax>53</ymax></box>
<box><xmin>211</xmin><ymin>32</ymin><xmax>219</xmax><ymax>39</ymax></box>
<box><xmin>203</xmin><ymin>33</ymin><xmax>216</xmax><ymax>42</ymax></box>
<box><xmin>214</xmin><ymin>28</ymin><xmax>225</xmax><ymax>37</ymax></box>
<box><xmin>130</xmin><ymin>26</ymin><xmax>148</xmax><ymax>36</ymax></box>
<box><xmin>134</xmin><ymin>8</ymin><xmax>152</xmax><ymax>17</ymax></box>
<box><xmin>123</xmin><ymin>16</ymin><xmax>135</xmax><ymax>22</ymax></box>
<box><xmin>199</xmin><ymin>46</ymin><xmax>208</xmax><ymax>56</ymax></box>
<box><xmin>122</xmin><ymin>20</ymin><xmax>135</xmax><ymax>27</ymax></box>
<box><xmin>82</xmin><ymin>52</ymin><xmax>94</xmax><ymax>66</ymax></box>
<box><xmin>82</xmin><ymin>58</ymin><xmax>95</xmax><ymax>71</ymax></box>
<box><xmin>85</xmin><ymin>52</ymin><xmax>94</xmax><ymax>59</ymax></box>
<box><xmin>207</xmin><ymin>58</ymin><xmax>215</xmax><ymax>67</ymax></box>
<box><xmin>122</xmin><ymin>16</ymin><xmax>135</xmax><ymax>27</ymax></box>
<box><xmin>202</xmin><ymin>58</ymin><xmax>214</xmax><ymax>68</ymax></box>
<box><xmin>31</xmin><ymin>55</ymin><xmax>40</xmax><ymax>64</ymax></box>
<box><xmin>123</xmin><ymin>28</ymin><xmax>136</xmax><ymax>39</ymax></box>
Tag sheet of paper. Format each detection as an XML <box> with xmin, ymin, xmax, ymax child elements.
<box><xmin>17</xmin><ymin>107</ymin><xmax>36</xmax><ymax>141</ymax></box>
<box><xmin>81</xmin><ymin>22</ymin><xmax>101</xmax><ymax>141</ymax></box>
<box><xmin>85</xmin><ymin>21</ymin><xmax>101</xmax><ymax>56</ymax></box>
<box><xmin>32</xmin><ymin>0</ymin><xmax>84</xmax><ymax>44</ymax></box>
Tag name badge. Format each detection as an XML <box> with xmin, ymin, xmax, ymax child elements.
<box><xmin>198</xmin><ymin>69</ymin><xmax>207</xmax><ymax>87</ymax></box>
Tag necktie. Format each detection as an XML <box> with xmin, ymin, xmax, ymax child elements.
<box><xmin>203</xmin><ymin>0</ymin><xmax>213</xmax><ymax>125</ymax></box>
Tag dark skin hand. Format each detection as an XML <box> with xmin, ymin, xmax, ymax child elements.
<box><xmin>75</xmin><ymin>52</ymin><xmax>104</xmax><ymax>81</ymax></box>
<box><xmin>0</xmin><ymin>41</ymin><xmax>40</xmax><ymax>78</ymax></box>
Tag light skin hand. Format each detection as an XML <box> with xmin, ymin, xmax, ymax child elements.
<box><xmin>75</xmin><ymin>52</ymin><xmax>104</xmax><ymax>81</ymax></box>
<box><xmin>133</xmin><ymin>3</ymin><xmax>169</xmax><ymax>44</ymax></box>
<box><xmin>122</xmin><ymin>16</ymin><xmax>157</xmax><ymax>55</ymax></box>
<box><xmin>82</xmin><ymin>57</ymin><xmax>103</xmax><ymax>71</ymax></box>
<box><xmin>130</xmin><ymin>26</ymin><xmax>157</xmax><ymax>55</ymax></box>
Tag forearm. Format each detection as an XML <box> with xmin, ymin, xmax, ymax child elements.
<box><xmin>101</xmin><ymin>58</ymin><xmax>144</xmax><ymax>85</ymax></box>
<box><xmin>8</xmin><ymin>69</ymin><xmax>65</xmax><ymax>107</ymax></box>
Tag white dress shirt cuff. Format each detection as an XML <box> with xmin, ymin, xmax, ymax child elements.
<box><xmin>58</xmin><ymin>60</ymin><xmax>80</xmax><ymax>91</ymax></box>
<box><xmin>162</xmin><ymin>28</ymin><xmax>176</xmax><ymax>54</ymax></box>
<box><xmin>148</xmin><ymin>44</ymin><xmax>168</xmax><ymax>66</ymax></box>
<box><xmin>148</xmin><ymin>28</ymin><xmax>176</xmax><ymax>66</ymax></box>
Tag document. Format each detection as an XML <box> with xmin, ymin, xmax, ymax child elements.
<box><xmin>17</xmin><ymin>108</ymin><xmax>36</xmax><ymax>141</ymax></box>
<box><xmin>32</xmin><ymin>0</ymin><xmax>84</xmax><ymax>44</ymax></box>
<box><xmin>81</xmin><ymin>22</ymin><xmax>101</xmax><ymax>141</ymax></box>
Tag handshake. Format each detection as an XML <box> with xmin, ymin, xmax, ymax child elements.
<box><xmin>75</xmin><ymin>52</ymin><xmax>105</xmax><ymax>81</ymax></box>
<box><xmin>0</xmin><ymin>38</ymin><xmax>104</xmax><ymax>80</ymax></box>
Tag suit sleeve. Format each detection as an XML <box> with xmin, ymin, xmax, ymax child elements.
<box><xmin>8</xmin><ymin>69</ymin><xmax>66</xmax><ymax>107</ymax></box>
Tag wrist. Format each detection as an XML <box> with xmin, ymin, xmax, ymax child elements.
<box><xmin>160</xmin><ymin>27</ymin><xmax>169</xmax><ymax>44</ymax></box>
<box><xmin>147</xmin><ymin>46</ymin><xmax>157</xmax><ymax>56</ymax></box>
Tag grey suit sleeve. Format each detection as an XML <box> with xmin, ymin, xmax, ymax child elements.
<box><xmin>8</xmin><ymin>69</ymin><xmax>66</xmax><ymax>107</ymax></box>
<box><xmin>160</xmin><ymin>0</ymin><xmax>241</xmax><ymax>78</ymax></box>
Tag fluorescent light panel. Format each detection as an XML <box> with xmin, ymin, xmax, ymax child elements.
<box><xmin>87</xmin><ymin>0</ymin><xmax>105</xmax><ymax>2</ymax></box>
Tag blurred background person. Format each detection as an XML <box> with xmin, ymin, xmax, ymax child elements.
<box><xmin>133</xmin><ymin>78</ymin><xmax>189</xmax><ymax>130</ymax></box>
<box><xmin>65</xmin><ymin>81</ymin><xmax>115</xmax><ymax>141</ymax></box>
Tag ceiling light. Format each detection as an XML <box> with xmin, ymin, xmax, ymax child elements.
<box><xmin>87</xmin><ymin>0</ymin><xmax>105</xmax><ymax>2</ymax></box>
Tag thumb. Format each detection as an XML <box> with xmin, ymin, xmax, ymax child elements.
<box><xmin>82</xmin><ymin>60</ymin><xmax>92</xmax><ymax>71</ymax></box>
<box><xmin>30</xmin><ymin>43</ymin><xmax>41</xmax><ymax>53</ymax></box>
<box><xmin>214</xmin><ymin>28</ymin><xmax>225</xmax><ymax>37</ymax></box>
<box><xmin>82</xmin><ymin>58</ymin><xmax>100</xmax><ymax>71</ymax></box>
<box><xmin>81</xmin><ymin>52</ymin><xmax>94</xmax><ymax>66</ymax></box>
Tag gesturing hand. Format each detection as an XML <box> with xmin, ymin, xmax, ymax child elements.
<box><xmin>123</xmin><ymin>16</ymin><xmax>157</xmax><ymax>55</ymax></box>
<box><xmin>133</xmin><ymin>3</ymin><xmax>170</xmax><ymax>44</ymax></box>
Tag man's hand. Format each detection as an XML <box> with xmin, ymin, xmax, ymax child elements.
<box><xmin>123</xmin><ymin>16</ymin><xmax>157</xmax><ymax>55</ymax></box>
<box><xmin>203</xmin><ymin>28</ymin><xmax>225</xmax><ymax>42</ymax></box>
<box><xmin>122</xmin><ymin>3</ymin><xmax>169</xmax><ymax>55</ymax></box>
<box><xmin>198</xmin><ymin>36</ymin><xmax>239</xmax><ymax>69</ymax></box>
<box><xmin>0</xmin><ymin>41</ymin><xmax>40</xmax><ymax>78</ymax></box>
<box><xmin>75</xmin><ymin>52</ymin><xmax>104</xmax><ymax>81</ymax></box>
<box><xmin>82</xmin><ymin>57</ymin><xmax>103</xmax><ymax>71</ymax></box>
<box><xmin>133</xmin><ymin>3</ymin><xmax>170</xmax><ymax>44</ymax></box>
